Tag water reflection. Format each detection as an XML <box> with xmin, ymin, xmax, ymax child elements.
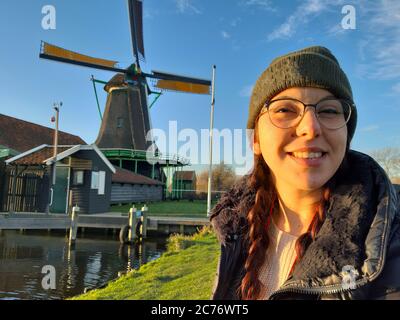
<box><xmin>0</xmin><ymin>230</ymin><xmax>167</xmax><ymax>300</ymax></box>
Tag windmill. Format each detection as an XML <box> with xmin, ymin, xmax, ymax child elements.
<box><xmin>39</xmin><ymin>0</ymin><xmax>212</xmax><ymax>196</ymax></box>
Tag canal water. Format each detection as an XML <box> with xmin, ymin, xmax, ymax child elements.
<box><xmin>0</xmin><ymin>229</ymin><xmax>168</xmax><ymax>300</ymax></box>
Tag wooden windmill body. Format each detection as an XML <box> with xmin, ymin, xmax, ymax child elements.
<box><xmin>96</xmin><ymin>73</ymin><xmax>152</xmax><ymax>151</ymax></box>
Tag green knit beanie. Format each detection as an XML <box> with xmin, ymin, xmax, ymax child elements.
<box><xmin>247</xmin><ymin>46</ymin><xmax>357</xmax><ymax>142</ymax></box>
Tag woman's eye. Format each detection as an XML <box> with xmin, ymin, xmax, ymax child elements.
<box><xmin>275</xmin><ymin>107</ymin><xmax>297</xmax><ymax>113</ymax></box>
<box><xmin>319</xmin><ymin>109</ymin><xmax>340</xmax><ymax>114</ymax></box>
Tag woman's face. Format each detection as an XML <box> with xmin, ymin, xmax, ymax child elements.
<box><xmin>253</xmin><ymin>87</ymin><xmax>347</xmax><ymax>191</ymax></box>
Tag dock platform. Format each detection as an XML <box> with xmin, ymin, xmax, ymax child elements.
<box><xmin>0</xmin><ymin>212</ymin><xmax>210</xmax><ymax>237</ymax></box>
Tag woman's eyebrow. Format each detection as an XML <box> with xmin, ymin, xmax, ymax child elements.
<box><xmin>273</xmin><ymin>95</ymin><xmax>336</xmax><ymax>100</ymax></box>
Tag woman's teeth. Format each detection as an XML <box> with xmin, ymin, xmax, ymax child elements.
<box><xmin>291</xmin><ymin>152</ymin><xmax>323</xmax><ymax>159</ymax></box>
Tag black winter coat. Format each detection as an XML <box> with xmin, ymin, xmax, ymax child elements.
<box><xmin>209</xmin><ymin>150</ymin><xmax>400</xmax><ymax>300</ymax></box>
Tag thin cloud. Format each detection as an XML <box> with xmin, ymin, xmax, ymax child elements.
<box><xmin>143</xmin><ymin>9</ymin><xmax>156</xmax><ymax>20</ymax></box>
<box><xmin>175</xmin><ymin>0</ymin><xmax>202</xmax><ymax>14</ymax></box>
<box><xmin>384</xmin><ymin>82</ymin><xmax>400</xmax><ymax>97</ymax></box>
<box><xmin>268</xmin><ymin>17</ymin><xmax>295</xmax><ymax>41</ymax></box>
<box><xmin>392</xmin><ymin>82</ymin><xmax>400</xmax><ymax>94</ymax></box>
<box><xmin>241</xmin><ymin>0</ymin><xmax>277</xmax><ymax>12</ymax></box>
<box><xmin>221</xmin><ymin>31</ymin><xmax>231</xmax><ymax>39</ymax></box>
<box><xmin>230</xmin><ymin>18</ymin><xmax>241</xmax><ymax>27</ymax></box>
<box><xmin>359</xmin><ymin>125</ymin><xmax>380</xmax><ymax>133</ymax></box>
<box><xmin>356</xmin><ymin>0</ymin><xmax>400</xmax><ymax>81</ymax></box>
<box><xmin>327</xmin><ymin>22</ymin><xmax>348</xmax><ymax>36</ymax></box>
<box><xmin>232</xmin><ymin>42</ymin><xmax>241</xmax><ymax>51</ymax></box>
<box><xmin>267</xmin><ymin>0</ymin><xmax>344</xmax><ymax>41</ymax></box>
<box><xmin>220</xmin><ymin>18</ymin><xmax>239</xmax><ymax>47</ymax></box>
<box><xmin>240</xmin><ymin>85</ymin><xmax>254</xmax><ymax>97</ymax></box>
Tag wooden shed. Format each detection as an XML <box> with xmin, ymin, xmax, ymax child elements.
<box><xmin>0</xmin><ymin>113</ymin><xmax>87</xmax><ymax>211</ymax></box>
<box><xmin>172</xmin><ymin>170</ymin><xmax>197</xmax><ymax>199</ymax></box>
<box><xmin>4</xmin><ymin>144</ymin><xmax>115</xmax><ymax>214</ymax></box>
<box><xmin>111</xmin><ymin>167</ymin><xmax>164</xmax><ymax>204</ymax></box>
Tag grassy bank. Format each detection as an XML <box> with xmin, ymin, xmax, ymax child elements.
<box><xmin>70</xmin><ymin>227</ymin><xmax>220</xmax><ymax>300</ymax></box>
<box><xmin>110</xmin><ymin>200</ymin><xmax>218</xmax><ymax>218</ymax></box>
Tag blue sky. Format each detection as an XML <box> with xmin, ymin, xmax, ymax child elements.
<box><xmin>0</xmin><ymin>0</ymin><xmax>399</xmax><ymax>175</ymax></box>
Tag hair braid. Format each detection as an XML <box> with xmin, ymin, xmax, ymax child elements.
<box><xmin>238</xmin><ymin>153</ymin><xmax>276</xmax><ymax>300</ymax></box>
<box><xmin>290</xmin><ymin>187</ymin><xmax>331</xmax><ymax>273</ymax></box>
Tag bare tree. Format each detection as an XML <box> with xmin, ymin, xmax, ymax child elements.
<box><xmin>196</xmin><ymin>170</ymin><xmax>209</xmax><ymax>194</ymax></box>
<box><xmin>212</xmin><ymin>162</ymin><xmax>237</xmax><ymax>192</ymax></box>
<box><xmin>369</xmin><ymin>147</ymin><xmax>400</xmax><ymax>180</ymax></box>
<box><xmin>196</xmin><ymin>162</ymin><xmax>238</xmax><ymax>196</ymax></box>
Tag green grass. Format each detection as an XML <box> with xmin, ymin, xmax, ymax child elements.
<box><xmin>70</xmin><ymin>227</ymin><xmax>220</xmax><ymax>300</ymax></box>
<box><xmin>110</xmin><ymin>200</ymin><xmax>218</xmax><ymax>218</ymax></box>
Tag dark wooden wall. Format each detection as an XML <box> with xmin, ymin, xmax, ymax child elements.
<box><xmin>111</xmin><ymin>183</ymin><xmax>163</xmax><ymax>204</ymax></box>
<box><xmin>70</xmin><ymin>150</ymin><xmax>112</xmax><ymax>214</ymax></box>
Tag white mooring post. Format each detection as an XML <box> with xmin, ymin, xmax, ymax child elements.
<box><xmin>141</xmin><ymin>204</ymin><xmax>148</xmax><ymax>239</ymax></box>
<box><xmin>69</xmin><ymin>205</ymin><xmax>79</xmax><ymax>247</ymax></box>
<box><xmin>128</xmin><ymin>205</ymin><xmax>137</xmax><ymax>242</ymax></box>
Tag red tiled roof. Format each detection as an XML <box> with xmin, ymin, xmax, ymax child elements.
<box><xmin>8</xmin><ymin>146</ymin><xmax>71</xmax><ymax>166</ymax></box>
<box><xmin>174</xmin><ymin>170</ymin><xmax>196</xmax><ymax>181</ymax></box>
<box><xmin>112</xmin><ymin>167</ymin><xmax>164</xmax><ymax>186</ymax></box>
<box><xmin>0</xmin><ymin>113</ymin><xmax>86</xmax><ymax>153</ymax></box>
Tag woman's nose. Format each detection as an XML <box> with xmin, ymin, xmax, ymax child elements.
<box><xmin>295</xmin><ymin>107</ymin><xmax>322</xmax><ymax>138</ymax></box>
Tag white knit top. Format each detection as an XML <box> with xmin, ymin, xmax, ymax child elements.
<box><xmin>258</xmin><ymin>218</ymin><xmax>299</xmax><ymax>299</ymax></box>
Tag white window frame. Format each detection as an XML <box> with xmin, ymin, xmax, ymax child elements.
<box><xmin>98</xmin><ymin>171</ymin><xmax>106</xmax><ymax>195</ymax></box>
<box><xmin>73</xmin><ymin>170</ymin><xmax>84</xmax><ymax>185</ymax></box>
<box><xmin>91</xmin><ymin>171</ymin><xmax>99</xmax><ymax>190</ymax></box>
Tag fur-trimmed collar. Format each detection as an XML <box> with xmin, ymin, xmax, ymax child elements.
<box><xmin>209</xmin><ymin>150</ymin><xmax>399</xmax><ymax>283</ymax></box>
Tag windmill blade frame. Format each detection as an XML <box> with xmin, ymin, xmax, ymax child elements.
<box><xmin>150</xmin><ymin>70</ymin><xmax>212</xmax><ymax>86</ymax></box>
<box><xmin>127</xmin><ymin>0</ymin><xmax>145</xmax><ymax>67</ymax></box>
<box><xmin>149</xmin><ymin>70</ymin><xmax>212</xmax><ymax>95</ymax></box>
<box><xmin>39</xmin><ymin>41</ymin><xmax>126</xmax><ymax>73</ymax></box>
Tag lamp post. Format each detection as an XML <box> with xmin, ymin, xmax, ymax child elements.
<box><xmin>52</xmin><ymin>102</ymin><xmax>61</xmax><ymax>184</ymax></box>
<box><xmin>207</xmin><ymin>66</ymin><xmax>216</xmax><ymax>218</ymax></box>
<box><xmin>46</xmin><ymin>102</ymin><xmax>62</xmax><ymax>214</ymax></box>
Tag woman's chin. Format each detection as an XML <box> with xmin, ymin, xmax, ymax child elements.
<box><xmin>290</xmin><ymin>175</ymin><xmax>328</xmax><ymax>191</ymax></box>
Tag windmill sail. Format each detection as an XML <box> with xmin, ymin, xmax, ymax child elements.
<box><xmin>151</xmin><ymin>70</ymin><xmax>211</xmax><ymax>95</ymax></box>
<box><xmin>40</xmin><ymin>41</ymin><xmax>124</xmax><ymax>73</ymax></box>
<box><xmin>154</xmin><ymin>79</ymin><xmax>211</xmax><ymax>94</ymax></box>
<box><xmin>135</xmin><ymin>0</ymin><xmax>145</xmax><ymax>60</ymax></box>
<box><xmin>127</xmin><ymin>0</ymin><xmax>145</xmax><ymax>64</ymax></box>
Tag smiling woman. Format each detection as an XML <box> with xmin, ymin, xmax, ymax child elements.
<box><xmin>209</xmin><ymin>46</ymin><xmax>400</xmax><ymax>300</ymax></box>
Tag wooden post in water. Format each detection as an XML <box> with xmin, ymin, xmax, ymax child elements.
<box><xmin>141</xmin><ymin>204</ymin><xmax>148</xmax><ymax>239</ymax></box>
<box><xmin>69</xmin><ymin>205</ymin><xmax>79</xmax><ymax>247</ymax></box>
<box><xmin>11</xmin><ymin>166</ymin><xmax>18</xmax><ymax>213</ymax></box>
<box><xmin>128</xmin><ymin>205</ymin><xmax>137</xmax><ymax>243</ymax></box>
<box><xmin>68</xmin><ymin>190</ymin><xmax>73</xmax><ymax>214</ymax></box>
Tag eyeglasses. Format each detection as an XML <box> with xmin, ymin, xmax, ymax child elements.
<box><xmin>259</xmin><ymin>97</ymin><xmax>353</xmax><ymax>130</ymax></box>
